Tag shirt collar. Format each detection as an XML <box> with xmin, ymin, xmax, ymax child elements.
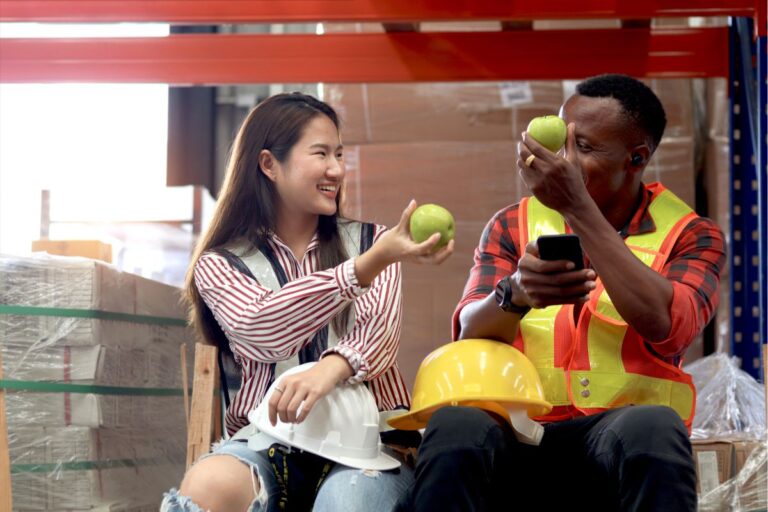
<box><xmin>618</xmin><ymin>184</ymin><xmax>657</xmax><ymax>238</ymax></box>
<box><xmin>268</xmin><ymin>231</ymin><xmax>321</xmax><ymax>254</ymax></box>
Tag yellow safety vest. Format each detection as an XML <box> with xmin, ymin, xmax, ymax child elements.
<box><xmin>516</xmin><ymin>183</ymin><xmax>698</xmax><ymax>428</ymax></box>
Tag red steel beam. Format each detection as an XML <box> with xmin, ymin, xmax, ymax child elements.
<box><xmin>0</xmin><ymin>0</ymin><xmax>755</xmax><ymax>24</ymax></box>
<box><xmin>0</xmin><ymin>28</ymin><xmax>729</xmax><ymax>84</ymax></box>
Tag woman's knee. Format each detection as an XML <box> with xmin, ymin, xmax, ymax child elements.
<box><xmin>178</xmin><ymin>455</ymin><xmax>257</xmax><ymax>512</ymax></box>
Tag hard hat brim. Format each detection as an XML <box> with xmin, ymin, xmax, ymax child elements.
<box><xmin>386</xmin><ymin>397</ymin><xmax>553</xmax><ymax>431</ymax></box>
<box><xmin>247</xmin><ymin>427</ymin><xmax>401</xmax><ymax>471</ymax></box>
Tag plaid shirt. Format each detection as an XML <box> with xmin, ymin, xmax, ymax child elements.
<box><xmin>453</xmin><ymin>184</ymin><xmax>726</xmax><ymax>360</ymax></box>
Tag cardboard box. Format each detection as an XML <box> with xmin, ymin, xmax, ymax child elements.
<box><xmin>646</xmin><ymin>79</ymin><xmax>696</xmax><ymax>138</ymax></box>
<box><xmin>0</xmin><ymin>315</ymin><xmax>190</xmax><ymax>349</ymax></box>
<box><xmin>134</xmin><ymin>273</ymin><xmax>187</xmax><ymax>319</ymax></box>
<box><xmin>6</xmin><ymin>391</ymin><xmax>185</xmax><ymax>428</ymax></box>
<box><xmin>327</xmin><ymin>82</ymin><xmax>564</xmax><ymax>144</ymax></box>
<box><xmin>733</xmin><ymin>439</ymin><xmax>764</xmax><ymax>475</ymax></box>
<box><xmin>692</xmin><ymin>440</ymin><xmax>735</xmax><ymax>495</ymax></box>
<box><xmin>12</xmin><ymin>463</ymin><xmax>182</xmax><ymax>510</ymax></box>
<box><xmin>32</xmin><ymin>239</ymin><xmax>112</xmax><ymax>263</ymax></box>
<box><xmin>327</xmin><ymin>80</ymin><xmax>692</xmax><ymax>145</ymax></box>
<box><xmin>2</xmin><ymin>342</ymin><xmax>187</xmax><ymax>388</ymax></box>
<box><xmin>706</xmin><ymin>78</ymin><xmax>729</xmax><ymax>139</ymax></box>
<box><xmin>0</xmin><ymin>254</ymin><xmax>134</xmax><ymax>313</ymax></box>
<box><xmin>643</xmin><ymin>136</ymin><xmax>696</xmax><ymax>208</ymax></box>
<box><xmin>342</xmin><ymin>140</ymin><xmax>524</xmax><ymax>227</ymax></box>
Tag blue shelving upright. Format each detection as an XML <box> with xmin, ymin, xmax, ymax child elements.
<box><xmin>729</xmin><ymin>17</ymin><xmax>767</xmax><ymax>381</ymax></box>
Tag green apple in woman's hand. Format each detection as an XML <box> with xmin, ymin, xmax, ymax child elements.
<box><xmin>527</xmin><ymin>115</ymin><xmax>567</xmax><ymax>152</ymax></box>
<box><xmin>409</xmin><ymin>204</ymin><xmax>455</xmax><ymax>248</ymax></box>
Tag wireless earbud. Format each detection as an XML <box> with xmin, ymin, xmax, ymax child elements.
<box><xmin>631</xmin><ymin>154</ymin><xmax>643</xmax><ymax>166</ymax></box>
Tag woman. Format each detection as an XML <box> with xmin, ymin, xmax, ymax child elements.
<box><xmin>162</xmin><ymin>92</ymin><xmax>453</xmax><ymax>512</ymax></box>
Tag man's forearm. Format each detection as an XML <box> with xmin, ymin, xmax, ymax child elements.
<box><xmin>458</xmin><ymin>294</ymin><xmax>522</xmax><ymax>344</ymax></box>
<box><xmin>564</xmin><ymin>202</ymin><xmax>673</xmax><ymax>341</ymax></box>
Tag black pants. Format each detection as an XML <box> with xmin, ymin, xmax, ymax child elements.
<box><xmin>396</xmin><ymin>405</ymin><xmax>696</xmax><ymax>512</ymax></box>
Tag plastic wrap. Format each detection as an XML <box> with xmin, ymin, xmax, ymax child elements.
<box><xmin>699</xmin><ymin>439</ymin><xmax>768</xmax><ymax>512</ymax></box>
<box><xmin>685</xmin><ymin>352</ymin><xmax>766</xmax><ymax>440</ymax></box>
<box><xmin>1</xmin><ymin>253</ymin><xmax>194</xmax><ymax>510</ymax></box>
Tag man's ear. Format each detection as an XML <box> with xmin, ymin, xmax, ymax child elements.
<box><xmin>259</xmin><ymin>149</ymin><xmax>278</xmax><ymax>182</ymax></box>
<box><xmin>628</xmin><ymin>144</ymin><xmax>651</xmax><ymax>170</ymax></box>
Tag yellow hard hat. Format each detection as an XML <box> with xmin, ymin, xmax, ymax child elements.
<box><xmin>388</xmin><ymin>339</ymin><xmax>552</xmax><ymax>430</ymax></box>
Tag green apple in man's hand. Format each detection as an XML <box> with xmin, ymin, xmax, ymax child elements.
<box><xmin>409</xmin><ymin>204</ymin><xmax>455</xmax><ymax>249</ymax></box>
<box><xmin>526</xmin><ymin>115</ymin><xmax>567</xmax><ymax>152</ymax></box>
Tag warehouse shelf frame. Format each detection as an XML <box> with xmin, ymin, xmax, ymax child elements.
<box><xmin>0</xmin><ymin>9</ymin><xmax>765</xmax><ymax>497</ymax></box>
<box><xmin>0</xmin><ymin>0</ymin><xmax>757</xmax><ymax>24</ymax></box>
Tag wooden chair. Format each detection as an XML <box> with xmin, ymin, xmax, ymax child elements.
<box><xmin>184</xmin><ymin>343</ymin><xmax>223</xmax><ymax>468</ymax></box>
<box><xmin>1</xmin><ymin>352</ymin><xmax>13</xmax><ymax>512</ymax></box>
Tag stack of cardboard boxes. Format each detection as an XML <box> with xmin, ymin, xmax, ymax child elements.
<box><xmin>1</xmin><ymin>254</ymin><xmax>192</xmax><ymax>510</ymax></box>
<box><xmin>692</xmin><ymin>439</ymin><xmax>766</xmax><ymax>503</ymax></box>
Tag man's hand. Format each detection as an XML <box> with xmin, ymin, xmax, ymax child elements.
<box><xmin>517</xmin><ymin>123</ymin><xmax>591</xmax><ymax>215</ymax></box>
<box><xmin>510</xmin><ymin>242</ymin><xmax>596</xmax><ymax>309</ymax></box>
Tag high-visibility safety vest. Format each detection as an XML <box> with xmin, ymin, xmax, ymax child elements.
<box><xmin>515</xmin><ymin>182</ymin><xmax>698</xmax><ymax>428</ymax></box>
<box><xmin>222</xmin><ymin>219</ymin><xmax>375</xmax><ymax>381</ymax></box>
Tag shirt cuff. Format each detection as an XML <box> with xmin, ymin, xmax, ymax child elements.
<box><xmin>647</xmin><ymin>281</ymin><xmax>701</xmax><ymax>357</ymax></box>
<box><xmin>335</xmin><ymin>258</ymin><xmax>368</xmax><ymax>300</ymax></box>
<box><xmin>322</xmin><ymin>345</ymin><xmax>368</xmax><ymax>384</ymax></box>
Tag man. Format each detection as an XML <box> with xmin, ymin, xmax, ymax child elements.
<box><xmin>397</xmin><ymin>74</ymin><xmax>725</xmax><ymax>511</ymax></box>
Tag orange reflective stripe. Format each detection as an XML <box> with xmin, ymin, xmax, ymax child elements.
<box><xmin>519</xmin><ymin>197</ymin><xmax>531</xmax><ymax>248</ymax></box>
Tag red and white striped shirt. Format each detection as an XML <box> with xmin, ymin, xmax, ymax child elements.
<box><xmin>194</xmin><ymin>224</ymin><xmax>411</xmax><ymax>435</ymax></box>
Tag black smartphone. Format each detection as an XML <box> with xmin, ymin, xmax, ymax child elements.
<box><xmin>536</xmin><ymin>234</ymin><xmax>584</xmax><ymax>270</ymax></box>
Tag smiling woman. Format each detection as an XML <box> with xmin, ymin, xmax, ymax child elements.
<box><xmin>162</xmin><ymin>92</ymin><xmax>453</xmax><ymax>512</ymax></box>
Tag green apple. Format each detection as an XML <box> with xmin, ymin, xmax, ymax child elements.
<box><xmin>409</xmin><ymin>204</ymin><xmax>455</xmax><ymax>248</ymax></box>
<box><xmin>526</xmin><ymin>115</ymin><xmax>567</xmax><ymax>152</ymax></box>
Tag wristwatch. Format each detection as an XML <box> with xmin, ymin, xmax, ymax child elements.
<box><xmin>495</xmin><ymin>276</ymin><xmax>531</xmax><ymax>317</ymax></box>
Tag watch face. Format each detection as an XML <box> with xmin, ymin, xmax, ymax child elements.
<box><xmin>495</xmin><ymin>277</ymin><xmax>510</xmax><ymax>307</ymax></box>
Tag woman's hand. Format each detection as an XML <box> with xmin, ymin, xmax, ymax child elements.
<box><xmin>267</xmin><ymin>354</ymin><xmax>353</xmax><ymax>426</ymax></box>
<box><xmin>354</xmin><ymin>200</ymin><xmax>454</xmax><ymax>286</ymax></box>
<box><xmin>377</xmin><ymin>200</ymin><xmax>455</xmax><ymax>265</ymax></box>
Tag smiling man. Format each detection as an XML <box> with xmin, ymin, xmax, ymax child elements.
<box><xmin>396</xmin><ymin>74</ymin><xmax>726</xmax><ymax>512</ymax></box>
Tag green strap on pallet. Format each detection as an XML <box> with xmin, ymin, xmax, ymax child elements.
<box><xmin>11</xmin><ymin>457</ymin><xmax>164</xmax><ymax>473</ymax></box>
<box><xmin>0</xmin><ymin>305</ymin><xmax>187</xmax><ymax>326</ymax></box>
<box><xmin>0</xmin><ymin>379</ymin><xmax>183</xmax><ymax>396</ymax></box>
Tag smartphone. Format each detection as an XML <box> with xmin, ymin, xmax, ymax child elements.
<box><xmin>536</xmin><ymin>234</ymin><xmax>584</xmax><ymax>270</ymax></box>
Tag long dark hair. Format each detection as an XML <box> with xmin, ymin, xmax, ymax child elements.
<box><xmin>185</xmin><ymin>92</ymin><xmax>351</xmax><ymax>355</ymax></box>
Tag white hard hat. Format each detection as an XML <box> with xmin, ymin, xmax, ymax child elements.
<box><xmin>247</xmin><ymin>363</ymin><xmax>400</xmax><ymax>471</ymax></box>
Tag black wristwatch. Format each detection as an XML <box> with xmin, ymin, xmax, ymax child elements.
<box><xmin>495</xmin><ymin>276</ymin><xmax>531</xmax><ymax>317</ymax></box>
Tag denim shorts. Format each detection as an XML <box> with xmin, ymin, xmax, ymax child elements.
<box><xmin>161</xmin><ymin>439</ymin><xmax>414</xmax><ymax>512</ymax></box>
